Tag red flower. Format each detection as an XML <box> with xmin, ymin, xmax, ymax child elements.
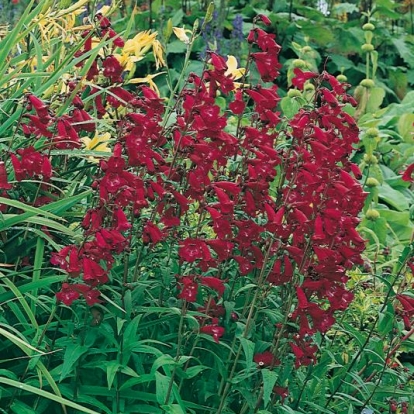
<box><xmin>200</xmin><ymin>324</ymin><xmax>225</xmax><ymax>343</ymax></box>
<box><xmin>102</xmin><ymin>55</ymin><xmax>123</xmax><ymax>83</ymax></box>
<box><xmin>179</xmin><ymin>239</ymin><xmax>212</xmax><ymax>263</ymax></box>
<box><xmin>401</xmin><ymin>163</ymin><xmax>414</xmax><ymax>182</ymax></box>
<box><xmin>257</xmin><ymin>14</ymin><xmax>272</xmax><ymax>26</ymax></box>
<box><xmin>292</xmin><ymin>68</ymin><xmax>318</xmax><ymax>89</ymax></box>
<box><xmin>0</xmin><ymin>162</ymin><xmax>12</xmax><ymax>190</ymax></box>
<box><xmin>83</xmin><ymin>258</ymin><xmax>108</xmax><ymax>285</ymax></box>
<box><xmin>200</xmin><ymin>277</ymin><xmax>226</xmax><ymax>297</ymax></box>
<box><xmin>177</xmin><ymin>276</ymin><xmax>199</xmax><ymax>302</ymax></box>
<box><xmin>11</xmin><ymin>147</ymin><xmax>52</xmax><ymax>181</ymax></box>
<box><xmin>254</xmin><ymin>351</ymin><xmax>280</xmax><ymax>367</ymax></box>
<box><xmin>251</xmin><ymin>52</ymin><xmax>281</xmax><ymax>82</ymax></box>
<box><xmin>143</xmin><ymin>221</ymin><xmax>164</xmax><ymax>244</ymax></box>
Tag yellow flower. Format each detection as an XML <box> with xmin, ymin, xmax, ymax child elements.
<box><xmin>225</xmin><ymin>55</ymin><xmax>245</xmax><ymax>80</ymax></box>
<box><xmin>123</xmin><ymin>30</ymin><xmax>157</xmax><ymax>58</ymax></box>
<box><xmin>172</xmin><ymin>27</ymin><xmax>192</xmax><ymax>44</ymax></box>
<box><xmin>127</xmin><ymin>72</ymin><xmax>166</xmax><ymax>95</ymax></box>
<box><xmin>81</xmin><ymin>132</ymin><xmax>111</xmax><ymax>162</ymax></box>
<box><xmin>114</xmin><ymin>53</ymin><xmax>140</xmax><ymax>72</ymax></box>
<box><xmin>152</xmin><ymin>40</ymin><xmax>166</xmax><ymax>69</ymax></box>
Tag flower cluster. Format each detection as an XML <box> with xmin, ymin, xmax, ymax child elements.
<box><xmin>47</xmin><ymin>14</ymin><xmax>366</xmax><ymax>372</ymax></box>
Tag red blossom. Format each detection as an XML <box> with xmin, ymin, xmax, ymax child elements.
<box><xmin>254</xmin><ymin>351</ymin><xmax>280</xmax><ymax>367</ymax></box>
<box><xmin>177</xmin><ymin>276</ymin><xmax>199</xmax><ymax>302</ymax></box>
<box><xmin>200</xmin><ymin>277</ymin><xmax>226</xmax><ymax>297</ymax></box>
<box><xmin>200</xmin><ymin>324</ymin><xmax>225</xmax><ymax>343</ymax></box>
<box><xmin>401</xmin><ymin>163</ymin><xmax>414</xmax><ymax>182</ymax></box>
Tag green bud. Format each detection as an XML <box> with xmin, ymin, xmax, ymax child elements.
<box><xmin>361</xmin><ymin>43</ymin><xmax>375</xmax><ymax>53</ymax></box>
<box><xmin>304</xmin><ymin>83</ymin><xmax>315</xmax><ymax>92</ymax></box>
<box><xmin>302</xmin><ymin>46</ymin><xmax>312</xmax><ymax>53</ymax></box>
<box><xmin>292</xmin><ymin>59</ymin><xmax>306</xmax><ymax>68</ymax></box>
<box><xmin>362</xmin><ymin>23</ymin><xmax>375</xmax><ymax>31</ymax></box>
<box><xmin>204</xmin><ymin>2</ymin><xmax>215</xmax><ymax>24</ymax></box>
<box><xmin>360</xmin><ymin>79</ymin><xmax>375</xmax><ymax>88</ymax></box>
<box><xmin>366</xmin><ymin>127</ymin><xmax>379</xmax><ymax>138</ymax></box>
<box><xmin>365</xmin><ymin>209</ymin><xmax>380</xmax><ymax>220</ymax></box>
<box><xmin>287</xmin><ymin>89</ymin><xmax>302</xmax><ymax>98</ymax></box>
<box><xmin>363</xmin><ymin>154</ymin><xmax>378</xmax><ymax>164</ymax></box>
<box><xmin>366</xmin><ymin>177</ymin><xmax>380</xmax><ymax>187</ymax></box>
<box><xmin>336</xmin><ymin>74</ymin><xmax>347</xmax><ymax>82</ymax></box>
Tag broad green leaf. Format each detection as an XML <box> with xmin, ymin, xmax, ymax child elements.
<box><xmin>359</xmin><ymin>217</ymin><xmax>388</xmax><ymax>245</ymax></box>
<box><xmin>155</xmin><ymin>371</ymin><xmax>172</xmax><ymax>405</ymax></box>
<box><xmin>60</xmin><ymin>344</ymin><xmax>89</xmax><ymax>381</ymax></box>
<box><xmin>366</xmin><ymin>87</ymin><xmax>385</xmax><ymax>113</ymax></box>
<box><xmin>378</xmin><ymin>182</ymin><xmax>409</xmax><ymax>211</ymax></box>
<box><xmin>397</xmin><ymin>113</ymin><xmax>414</xmax><ymax>143</ymax></box>
<box><xmin>106</xmin><ymin>361</ymin><xmax>120</xmax><ymax>390</ymax></box>
<box><xmin>281</xmin><ymin>96</ymin><xmax>302</xmax><ymax>119</ymax></box>
<box><xmin>261</xmin><ymin>368</ymin><xmax>278</xmax><ymax>406</ymax></box>
<box><xmin>240</xmin><ymin>337</ymin><xmax>255</xmax><ymax>372</ymax></box>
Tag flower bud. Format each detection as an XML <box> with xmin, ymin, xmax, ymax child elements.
<box><xmin>366</xmin><ymin>127</ymin><xmax>379</xmax><ymax>137</ymax></box>
<box><xmin>366</xmin><ymin>177</ymin><xmax>380</xmax><ymax>187</ymax></box>
<box><xmin>336</xmin><ymin>74</ymin><xmax>347</xmax><ymax>82</ymax></box>
<box><xmin>360</xmin><ymin>79</ymin><xmax>375</xmax><ymax>88</ymax></box>
<box><xmin>287</xmin><ymin>89</ymin><xmax>301</xmax><ymax>98</ymax></box>
<box><xmin>366</xmin><ymin>209</ymin><xmax>380</xmax><ymax>220</ymax></box>
<box><xmin>304</xmin><ymin>83</ymin><xmax>315</xmax><ymax>92</ymax></box>
<box><xmin>361</xmin><ymin>43</ymin><xmax>375</xmax><ymax>52</ymax></box>
<box><xmin>302</xmin><ymin>46</ymin><xmax>312</xmax><ymax>53</ymax></box>
<box><xmin>363</xmin><ymin>154</ymin><xmax>378</xmax><ymax>164</ymax></box>
<box><xmin>292</xmin><ymin>59</ymin><xmax>306</xmax><ymax>68</ymax></box>
<box><xmin>363</xmin><ymin>23</ymin><xmax>375</xmax><ymax>31</ymax></box>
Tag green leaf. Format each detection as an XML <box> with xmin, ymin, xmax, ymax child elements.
<box><xmin>240</xmin><ymin>337</ymin><xmax>255</xmax><ymax>372</ymax></box>
<box><xmin>281</xmin><ymin>96</ymin><xmax>302</xmax><ymax>119</ymax></box>
<box><xmin>397</xmin><ymin>113</ymin><xmax>414</xmax><ymax>143</ymax></box>
<box><xmin>155</xmin><ymin>371</ymin><xmax>172</xmax><ymax>405</ymax></box>
<box><xmin>0</xmin><ymin>377</ymin><xmax>101</xmax><ymax>414</ymax></box>
<box><xmin>378</xmin><ymin>182</ymin><xmax>410</xmax><ymax>211</ymax></box>
<box><xmin>261</xmin><ymin>368</ymin><xmax>278</xmax><ymax>406</ymax></box>
<box><xmin>366</xmin><ymin>87</ymin><xmax>385</xmax><ymax>113</ymax></box>
<box><xmin>160</xmin><ymin>404</ymin><xmax>186</xmax><ymax>414</ymax></box>
<box><xmin>106</xmin><ymin>361</ymin><xmax>121</xmax><ymax>390</ymax></box>
<box><xmin>378</xmin><ymin>302</ymin><xmax>395</xmax><ymax>335</ymax></box>
<box><xmin>359</xmin><ymin>217</ymin><xmax>388</xmax><ymax>245</ymax></box>
<box><xmin>60</xmin><ymin>344</ymin><xmax>89</xmax><ymax>381</ymax></box>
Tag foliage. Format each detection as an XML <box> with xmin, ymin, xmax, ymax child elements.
<box><xmin>0</xmin><ymin>1</ymin><xmax>412</xmax><ymax>414</ymax></box>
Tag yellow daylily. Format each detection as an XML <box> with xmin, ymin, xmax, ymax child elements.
<box><xmin>81</xmin><ymin>132</ymin><xmax>111</xmax><ymax>162</ymax></box>
<box><xmin>225</xmin><ymin>55</ymin><xmax>245</xmax><ymax>80</ymax></box>
<box><xmin>172</xmin><ymin>27</ymin><xmax>192</xmax><ymax>44</ymax></box>
<box><xmin>123</xmin><ymin>30</ymin><xmax>157</xmax><ymax>58</ymax></box>
<box><xmin>114</xmin><ymin>53</ymin><xmax>140</xmax><ymax>72</ymax></box>
<box><xmin>152</xmin><ymin>40</ymin><xmax>166</xmax><ymax>69</ymax></box>
<box><xmin>127</xmin><ymin>72</ymin><xmax>166</xmax><ymax>96</ymax></box>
